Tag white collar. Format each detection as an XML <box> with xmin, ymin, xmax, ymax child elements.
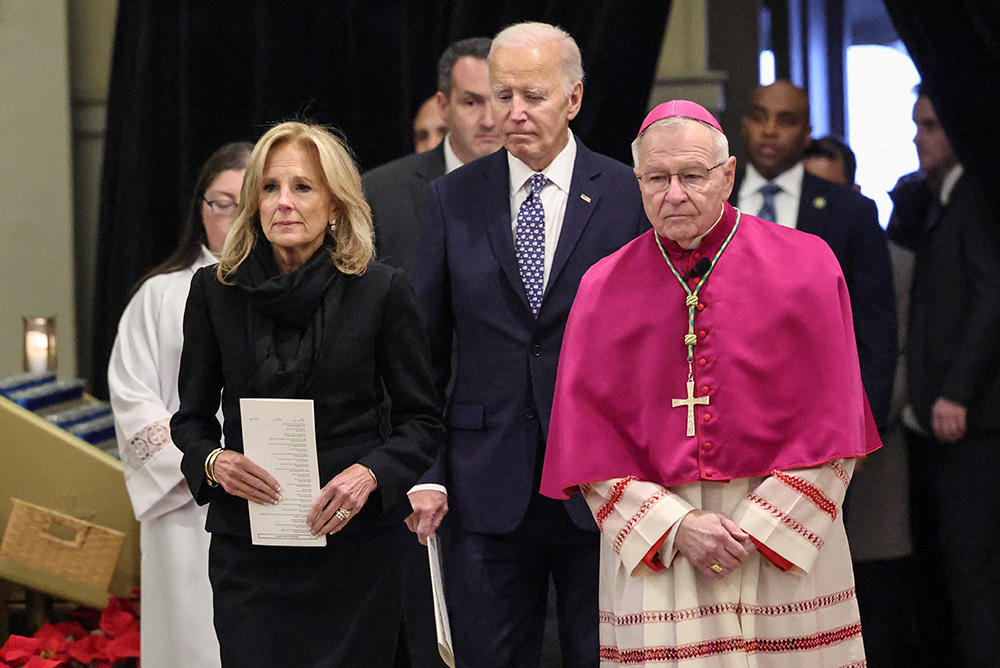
<box><xmin>195</xmin><ymin>245</ymin><xmax>218</xmax><ymax>271</ymax></box>
<box><xmin>940</xmin><ymin>164</ymin><xmax>964</xmax><ymax>205</ymax></box>
<box><xmin>744</xmin><ymin>161</ymin><xmax>805</xmax><ymax>199</ymax></box>
<box><xmin>508</xmin><ymin>130</ymin><xmax>577</xmax><ymax>195</ymax></box>
<box><xmin>443</xmin><ymin>133</ymin><xmax>464</xmax><ymax>174</ymax></box>
<box><xmin>684</xmin><ymin>204</ymin><xmax>725</xmax><ymax>249</ymax></box>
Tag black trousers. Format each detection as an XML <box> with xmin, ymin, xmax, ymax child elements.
<box><xmin>394</xmin><ymin>530</ymin><xmax>448</xmax><ymax>668</ymax></box>
<box><xmin>444</xmin><ymin>493</ymin><xmax>600</xmax><ymax>668</ymax></box>
<box><xmin>907</xmin><ymin>429</ymin><xmax>1000</xmax><ymax>668</ymax></box>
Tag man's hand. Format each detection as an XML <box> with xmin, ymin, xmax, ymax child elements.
<box><xmin>405</xmin><ymin>490</ymin><xmax>448</xmax><ymax>545</ymax></box>
<box><xmin>932</xmin><ymin>397</ymin><xmax>968</xmax><ymax>443</ymax></box>
<box><xmin>674</xmin><ymin>510</ymin><xmax>756</xmax><ymax>579</ymax></box>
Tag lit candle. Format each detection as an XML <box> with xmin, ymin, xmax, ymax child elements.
<box><xmin>25</xmin><ymin>330</ymin><xmax>49</xmax><ymax>374</ymax></box>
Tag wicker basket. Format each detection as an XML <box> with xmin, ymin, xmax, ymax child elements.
<box><xmin>0</xmin><ymin>498</ymin><xmax>125</xmax><ymax>591</ymax></box>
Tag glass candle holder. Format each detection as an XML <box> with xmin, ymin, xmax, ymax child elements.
<box><xmin>23</xmin><ymin>316</ymin><xmax>57</xmax><ymax>374</ymax></box>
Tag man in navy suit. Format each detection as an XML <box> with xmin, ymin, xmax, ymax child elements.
<box><xmin>732</xmin><ymin>80</ymin><xmax>896</xmax><ymax>430</ymax></box>
<box><xmin>409</xmin><ymin>21</ymin><xmax>647</xmax><ymax>668</ymax></box>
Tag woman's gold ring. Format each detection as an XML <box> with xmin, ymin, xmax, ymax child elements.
<box><xmin>710</xmin><ymin>563</ymin><xmax>723</xmax><ymax>573</ymax></box>
<box><xmin>335</xmin><ymin>508</ymin><xmax>352</xmax><ymax>522</ymax></box>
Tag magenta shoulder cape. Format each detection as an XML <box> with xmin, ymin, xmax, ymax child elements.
<box><xmin>540</xmin><ymin>204</ymin><xmax>881</xmax><ymax>499</ymax></box>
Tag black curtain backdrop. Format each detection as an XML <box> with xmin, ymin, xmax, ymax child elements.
<box><xmin>883</xmin><ymin>1</ymin><xmax>1000</xmax><ymax>208</ymax></box>
<box><xmin>89</xmin><ymin>0</ymin><xmax>671</xmax><ymax>397</ymax></box>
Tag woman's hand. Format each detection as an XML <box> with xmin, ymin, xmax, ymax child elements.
<box><xmin>212</xmin><ymin>451</ymin><xmax>282</xmax><ymax>505</ymax></box>
<box><xmin>307</xmin><ymin>464</ymin><xmax>377</xmax><ymax>536</ymax></box>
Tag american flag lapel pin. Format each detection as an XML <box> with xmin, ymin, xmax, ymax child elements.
<box><xmin>580</xmin><ymin>193</ymin><xmax>592</xmax><ymax>203</ymax></box>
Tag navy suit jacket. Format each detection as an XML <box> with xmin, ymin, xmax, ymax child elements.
<box><xmin>411</xmin><ymin>138</ymin><xmax>648</xmax><ymax>534</ymax></box>
<box><xmin>363</xmin><ymin>143</ymin><xmax>446</xmax><ymax>272</ymax></box>
<box><xmin>733</xmin><ymin>169</ymin><xmax>897</xmax><ymax>429</ymax></box>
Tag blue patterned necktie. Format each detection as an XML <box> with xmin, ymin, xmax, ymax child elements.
<box><xmin>515</xmin><ymin>173</ymin><xmax>548</xmax><ymax>316</ymax></box>
<box><xmin>757</xmin><ymin>182</ymin><xmax>781</xmax><ymax>222</ymax></box>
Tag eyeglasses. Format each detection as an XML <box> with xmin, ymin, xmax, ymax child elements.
<box><xmin>635</xmin><ymin>161</ymin><xmax>726</xmax><ymax>194</ymax></box>
<box><xmin>203</xmin><ymin>196</ymin><xmax>239</xmax><ymax>214</ymax></box>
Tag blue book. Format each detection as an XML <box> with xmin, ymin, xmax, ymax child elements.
<box><xmin>70</xmin><ymin>414</ymin><xmax>116</xmax><ymax>445</ymax></box>
<box><xmin>0</xmin><ymin>371</ymin><xmax>57</xmax><ymax>398</ymax></box>
<box><xmin>46</xmin><ymin>402</ymin><xmax>113</xmax><ymax>428</ymax></box>
<box><xmin>7</xmin><ymin>379</ymin><xmax>86</xmax><ymax>411</ymax></box>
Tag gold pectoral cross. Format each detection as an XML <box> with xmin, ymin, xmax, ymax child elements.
<box><xmin>672</xmin><ymin>379</ymin><xmax>709</xmax><ymax>437</ymax></box>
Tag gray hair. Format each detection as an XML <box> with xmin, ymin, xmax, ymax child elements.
<box><xmin>437</xmin><ymin>37</ymin><xmax>493</xmax><ymax>97</ymax></box>
<box><xmin>490</xmin><ymin>22</ymin><xmax>584</xmax><ymax>96</ymax></box>
<box><xmin>631</xmin><ymin>116</ymin><xmax>729</xmax><ymax>166</ymax></box>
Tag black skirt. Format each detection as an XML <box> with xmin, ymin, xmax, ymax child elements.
<box><xmin>209</xmin><ymin>524</ymin><xmax>408</xmax><ymax>667</ymax></box>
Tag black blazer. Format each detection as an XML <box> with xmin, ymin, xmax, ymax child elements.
<box><xmin>888</xmin><ymin>172</ymin><xmax>1000</xmax><ymax>434</ymax></box>
<box><xmin>363</xmin><ymin>143</ymin><xmax>446</xmax><ymax>272</ymax></box>
<box><xmin>170</xmin><ymin>260</ymin><xmax>445</xmax><ymax>537</ymax></box>
<box><xmin>733</xmin><ymin>169</ymin><xmax>897</xmax><ymax>429</ymax></box>
<box><xmin>411</xmin><ymin>139</ymin><xmax>649</xmax><ymax>534</ymax></box>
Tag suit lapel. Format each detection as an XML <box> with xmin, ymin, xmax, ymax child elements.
<box><xmin>408</xmin><ymin>146</ymin><xmax>446</xmax><ymax>219</ymax></box>
<box><xmin>731</xmin><ymin>169</ymin><xmax>745</xmax><ymax>209</ymax></box>
<box><xmin>413</xmin><ymin>144</ymin><xmax>446</xmax><ymax>182</ymax></box>
<box><xmin>483</xmin><ymin>151</ymin><xmax>532</xmax><ymax>310</ymax></box>
<box><xmin>796</xmin><ymin>173</ymin><xmax>829</xmax><ymax>236</ymax></box>
<box><xmin>547</xmin><ymin>140</ymin><xmax>600</xmax><ymax>294</ymax></box>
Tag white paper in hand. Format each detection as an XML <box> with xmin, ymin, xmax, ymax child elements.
<box><xmin>240</xmin><ymin>398</ymin><xmax>326</xmax><ymax>547</ymax></box>
<box><xmin>428</xmin><ymin>535</ymin><xmax>455</xmax><ymax>667</ymax></box>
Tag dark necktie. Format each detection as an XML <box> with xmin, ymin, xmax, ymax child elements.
<box><xmin>757</xmin><ymin>182</ymin><xmax>781</xmax><ymax>222</ymax></box>
<box><xmin>515</xmin><ymin>173</ymin><xmax>548</xmax><ymax>316</ymax></box>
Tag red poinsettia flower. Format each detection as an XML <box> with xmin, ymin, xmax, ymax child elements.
<box><xmin>104</xmin><ymin>629</ymin><xmax>140</xmax><ymax>663</ymax></box>
<box><xmin>99</xmin><ymin>596</ymin><xmax>138</xmax><ymax>639</ymax></box>
<box><xmin>48</xmin><ymin>622</ymin><xmax>88</xmax><ymax>642</ymax></box>
<box><xmin>29</xmin><ymin>625</ymin><xmax>70</xmax><ymax>662</ymax></box>
<box><xmin>64</xmin><ymin>634</ymin><xmax>110</xmax><ymax>665</ymax></box>
<box><xmin>0</xmin><ymin>635</ymin><xmax>41</xmax><ymax>664</ymax></box>
<box><xmin>117</xmin><ymin>589</ymin><xmax>141</xmax><ymax>619</ymax></box>
<box><xmin>20</xmin><ymin>657</ymin><xmax>64</xmax><ymax>668</ymax></box>
<box><xmin>0</xmin><ymin>592</ymin><xmax>141</xmax><ymax>668</ymax></box>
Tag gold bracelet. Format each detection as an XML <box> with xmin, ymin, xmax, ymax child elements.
<box><xmin>208</xmin><ymin>448</ymin><xmax>224</xmax><ymax>483</ymax></box>
<box><xmin>364</xmin><ymin>465</ymin><xmax>378</xmax><ymax>488</ymax></box>
<box><xmin>204</xmin><ymin>448</ymin><xmax>224</xmax><ymax>487</ymax></box>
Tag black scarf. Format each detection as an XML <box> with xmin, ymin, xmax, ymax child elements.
<box><xmin>233</xmin><ymin>238</ymin><xmax>340</xmax><ymax>397</ymax></box>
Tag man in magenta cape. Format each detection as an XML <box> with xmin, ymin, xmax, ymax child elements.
<box><xmin>540</xmin><ymin>101</ymin><xmax>880</xmax><ymax>666</ymax></box>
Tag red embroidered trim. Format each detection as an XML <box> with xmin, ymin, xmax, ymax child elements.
<box><xmin>599</xmin><ymin>622</ymin><xmax>863</xmax><ymax>663</ymax></box>
<box><xmin>599</xmin><ymin>603</ymin><xmax>740</xmax><ymax>626</ymax></box>
<box><xmin>750</xmin><ymin>623</ymin><xmax>864</xmax><ymax>653</ymax></box>
<box><xmin>598</xmin><ymin>588</ymin><xmax>857</xmax><ymax>626</ymax></box>
<box><xmin>772</xmin><ymin>470</ymin><xmax>838</xmax><ymax>520</ymax></box>
<box><xmin>614</xmin><ymin>489</ymin><xmax>667</xmax><ymax>555</ymax></box>
<box><xmin>595</xmin><ymin>477</ymin><xmax>636</xmax><ymax>531</ymax></box>
<box><xmin>747</xmin><ymin>493</ymin><xmax>824</xmax><ymax>549</ymax></box>
<box><xmin>743</xmin><ymin>588</ymin><xmax>858</xmax><ymax>616</ymax></box>
<box><xmin>828</xmin><ymin>460</ymin><xmax>851</xmax><ymax>489</ymax></box>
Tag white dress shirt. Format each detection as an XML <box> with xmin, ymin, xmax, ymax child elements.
<box><xmin>507</xmin><ymin>130</ymin><xmax>578</xmax><ymax>290</ymax></box>
<box><xmin>738</xmin><ymin>162</ymin><xmax>805</xmax><ymax>229</ymax></box>
<box><xmin>443</xmin><ymin>133</ymin><xmax>464</xmax><ymax>174</ymax></box>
